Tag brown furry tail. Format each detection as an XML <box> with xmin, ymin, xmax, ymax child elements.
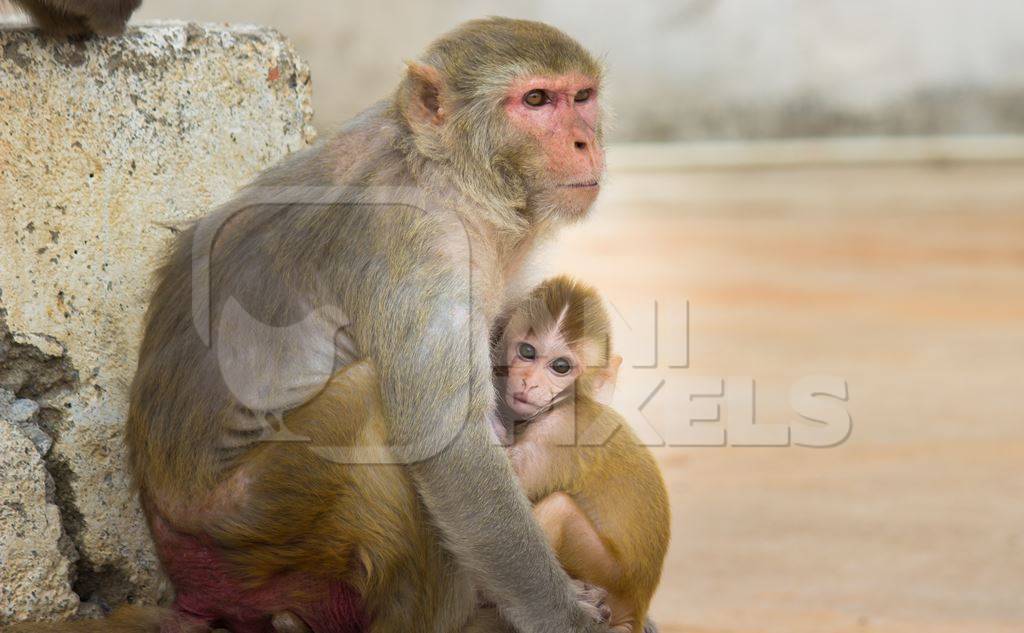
<box><xmin>3</xmin><ymin>606</ymin><xmax>210</xmax><ymax>633</ymax></box>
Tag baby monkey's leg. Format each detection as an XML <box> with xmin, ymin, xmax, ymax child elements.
<box><xmin>533</xmin><ymin>493</ymin><xmax>618</xmax><ymax>582</ymax></box>
<box><xmin>533</xmin><ymin>492</ymin><xmax>638</xmax><ymax>633</ymax></box>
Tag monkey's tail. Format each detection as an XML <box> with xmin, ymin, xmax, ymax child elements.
<box><xmin>2</xmin><ymin>606</ymin><xmax>211</xmax><ymax>633</ymax></box>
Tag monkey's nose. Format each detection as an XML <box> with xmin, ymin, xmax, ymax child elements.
<box><xmin>574</xmin><ymin>140</ymin><xmax>587</xmax><ymax>151</ymax></box>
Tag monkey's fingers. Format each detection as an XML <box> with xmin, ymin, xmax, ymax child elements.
<box><xmin>569</xmin><ymin>578</ymin><xmax>612</xmax><ymax>624</ymax></box>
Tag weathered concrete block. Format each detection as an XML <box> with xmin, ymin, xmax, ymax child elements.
<box><xmin>0</xmin><ymin>21</ymin><xmax>314</xmax><ymax>622</ymax></box>
<box><xmin>0</xmin><ymin>419</ymin><xmax>79</xmax><ymax>623</ymax></box>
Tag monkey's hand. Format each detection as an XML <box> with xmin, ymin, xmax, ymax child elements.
<box><xmin>569</xmin><ymin>578</ymin><xmax>613</xmax><ymax>628</ymax></box>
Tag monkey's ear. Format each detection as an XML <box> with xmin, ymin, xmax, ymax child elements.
<box><xmin>609</xmin><ymin>354</ymin><xmax>623</xmax><ymax>374</ymax></box>
<box><xmin>400</xmin><ymin>62</ymin><xmax>448</xmax><ymax>127</ymax></box>
<box><xmin>593</xmin><ymin>354</ymin><xmax>623</xmax><ymax>406</ymax></box>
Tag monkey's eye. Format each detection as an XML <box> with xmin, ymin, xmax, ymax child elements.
<box><xmin>550</xmin><ymin>357</ymin><xmax>573</xmax><ymax>375</ymax></box>
<box><xmin>574</xmin><ymin>88</ymin><xmax>593</xmax><ymax>103</ymax></box>
<box><xmin>523</xmin><ymin>89</ymin><xmax>550</xmax><ymax>107</ymax></box>
<box><xmin>518</xmin><ymin>342</ymin><xmax>537</xmax><ymax>361</ymax></box>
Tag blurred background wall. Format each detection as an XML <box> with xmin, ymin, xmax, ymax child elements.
<box><xmin>126</xmin><ymin>0</ymin><xmax>1024</xmax><ymax>140</ymax></box>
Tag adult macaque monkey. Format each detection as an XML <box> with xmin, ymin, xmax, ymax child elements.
<box><xmin>7</xmin><ymin>0</ymin><xmax>140</xmax><ymax>36</ymax></box>
<box><xmin>115</xmin><ymin>17</ymin><xmax>607</xmax><ymax>633</ymax></box>
<box><xmin>486</xmin><ymin>276</ymin><xmax>671</xmax><ymax>633</ymax></box>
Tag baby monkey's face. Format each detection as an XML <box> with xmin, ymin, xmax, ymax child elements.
<box><xmin>503</xmin><ymin>327</ymin><xmax>582</xmax><ymax>418</ymax></box>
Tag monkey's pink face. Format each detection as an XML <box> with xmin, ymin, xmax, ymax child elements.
<box><xmin>504</xmin><ymin>74</ymin><xmax>605</xmax><ymax>216</ymax></box>
<box><xmin>503</xmin><ymin>329</ymin><xmax>582</xmax><ymax>418</ymax></box>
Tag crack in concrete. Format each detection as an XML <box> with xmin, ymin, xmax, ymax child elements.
<box><xmin>0</xmin><ymin>300</ymin><xmax>128</xmax><ymax>614</ymax></box>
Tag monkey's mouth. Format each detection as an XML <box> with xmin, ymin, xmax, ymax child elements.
<box><xmin>512</xmin><ymin>393</ymin><xmax>534</xmax><ymax>406</ymax></box>
<box><xmin>510</xmin><ymin>393</ymin><xmax>541</xmax><ymax>412</ymax></box>
<box><xmin>559</xmin><ymin>180</ymin><xmax>599</xmax><ymax>189</ymax></box>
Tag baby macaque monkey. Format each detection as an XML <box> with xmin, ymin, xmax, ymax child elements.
<box><xmin>493</xmin><ymin>276</ymin><xmax>671</xmax><ymax>633</ymax></box>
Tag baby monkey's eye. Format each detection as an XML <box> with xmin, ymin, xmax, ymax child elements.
<box><xmin>550</xmin><ymin>357</ymin><xmax>572</xmax><ymax>375</ymax></box>
<box><xmin>523</xmin><ymin>89</ymin><xmax>549</xmax><ymax>107</ymax></box>
<box><xmin>518</xmin><ymin>342</ymin><xmax>537</xmax><ymax>360</ymax></box>
<box><xmin>574</xmin><ymin>88</ymin><xmax>592</xmax><ymax>103</ymax></box>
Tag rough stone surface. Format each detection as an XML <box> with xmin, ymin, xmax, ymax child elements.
<box><xmin>0</xmin><ymin>388</ymin><xmax>52</xmax><ymax>456</ymax></box>
<box><xmin>0</xmin><ymin>420</ymin><xmax>80</xmax><ymax>622</ymax></box>
<box><xmin>0</xmin><ymin>22</ymin><xmax>314</xmax><ymax>623</ymax></box>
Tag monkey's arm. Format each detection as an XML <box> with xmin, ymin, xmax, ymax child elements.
<box><xmin>350</xmin><ymin>219</ymin><xmax>604</xmax><ymax>633</ymax></box>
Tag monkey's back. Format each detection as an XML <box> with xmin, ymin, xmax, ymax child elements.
<box><xmin>125</xmin><ymin>106</ymin><xmax>416</xmax><ymax>502</ymax></box>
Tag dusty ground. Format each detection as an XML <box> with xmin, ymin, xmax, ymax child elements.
<box><xmin>550</xmin><ymin>161</ymin><xmax>1024</xmax><ymax>633</ymax></box>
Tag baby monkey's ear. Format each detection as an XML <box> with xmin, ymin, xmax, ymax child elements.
<box><xmin>592</xmin><ymin>354</ymin><xmax>623</xmax><ymax>406</ymax></box>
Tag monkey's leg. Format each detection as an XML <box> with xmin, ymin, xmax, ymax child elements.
<box><xmin>212</xmin><ymin>449</ymin><xmax>476</xmax><ymax>633</ymax></box>
<box><xmin>228</xmin><ymin>363</ymin><xmax>477</xmax><ymax>633</ymax></box>
<box><xmin>336</xmin><ymin>469</ymin><xmax>476</xmax><ymax>633</ymax></box>
<box><xmin>533</xmin><ymin>492</ymin><xmax>637</xmax><ymax>633</ymax></box>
